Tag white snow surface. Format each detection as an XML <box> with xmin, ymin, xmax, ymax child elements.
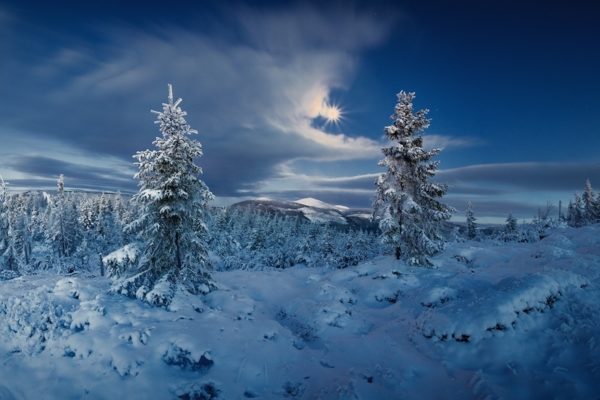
<box><xmin>1</xmin><ymin>225</ymin><xmax>600</xmax><ymax>399</ymax></box>
<box><xmin>298</xmin><ymin>207</ymin><xmax>347</xmax><ymax>225</ymax></box>
<box><xmin>102</xmin><ymin>244</ymin><xmax>139</xmax><ymax>266</ymax></box>
<box><xmin>294</xmin><ymin>198</ymin><xmax>349</xmax><ymax>212</ymax></box>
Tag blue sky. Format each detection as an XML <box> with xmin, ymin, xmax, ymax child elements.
<box><xmin>0</xmin><ymin>0</ymin><xmax>599</xmax><ymax>222</ymax></box>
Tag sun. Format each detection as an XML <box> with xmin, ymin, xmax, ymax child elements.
<box><xmin>321</xmin><ymin>103</ymin><xmax>343</xmax><ymax>125</ymax></box>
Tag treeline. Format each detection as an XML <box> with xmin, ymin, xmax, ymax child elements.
<box><xmin>0</xmin><ymin>181</ymin><xmax>382</xmax><ymax>277</ymax></box>
<box><xmin>463</xmin><ymin>180</ymin><xmax>600</xmax><ymax>243</ymax></box>
<box><xmin>0</xmin><ymin>178</ymin><xmax>131</xmax><ymax>276</ymax></box>
<box><xmin>208</xmin><ymin>207</ymin><xmax>382</xmax><ymax>270</ymax></box>
<box><xmin>1</xmin><ymin>177</ymin><xmax>598</xmax><ymax>278</ymax></box>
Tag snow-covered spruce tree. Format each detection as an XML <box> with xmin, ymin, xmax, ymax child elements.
<box><xmin>49</xmin><ymin>175</ymin><xmax>80</xmax><ymax>268</ymax></box>
<box><xmin>567</xmin><ymin>194</ymin><xmax>585</xmax><ymax>227</ymax></box>
<box><xmin>51</xmin><ymin>174</ymin><xmax>68</xmax><ymax>258</ymax></box>
<box><xmin>0</xmin><ymin>175</ymin><xmax>9</xmax><ymax>255</ymax></box>
<box><xmin>373</xmin><ymin>91</ymin><xmax>452</xmax><ymax>266</ymax></box>
<box><xmin>0</xmin><ymin>177</ymin><xmax>20</xmax><ymax>272</ymax></box>
<box><xmin>7</xmin><ymin>195</ymin><xmax>32</xmax><ymax>267</ymax></box>
<box><xmin>582</xmin><ymin>179</ymin><xmax>599</xmax><ymax>223</ymax></box>
<box><xmin>502</xmin><ymin>213</ymin><xmax>519</xmax><ymax>241</ymax></box>
<box><xmin>116</xmin><ymin>84</ymin><xmax>215</xmax><ymax>306</ymax></box>
<box><xmin>465</xmin><ymin>202</ymin><xmax>477</xmax><ymax>240</ymax></box>
<box><xmin>76</xmin><ymin>196</ymin><xmax>98</xmax><ymax>270</ymax></box>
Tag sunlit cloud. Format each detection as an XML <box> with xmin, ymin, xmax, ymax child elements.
<box><xmin>0</xmin><ymin>4</ymin><xmax>396</xmax><ymax>196</ymax></box>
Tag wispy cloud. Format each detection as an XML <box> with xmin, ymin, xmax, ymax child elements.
<box><xmin>422</xmin><ymin>134</ymin><xmax>483</xmax><ymax>150</ymax></box>
<box><xmin>246</xmin><ymin>161</ymin><xmax>600</xmax><ymax>218</ymax></box>
<box><xmin>439</xmin><ymin>162</ymin><xmax>600</xmax><ymax>191</ymax></box>
<box><xmin>0</xmin><ymin>4</ymin><xmax>397</xmax><ymax>196</ymax></box>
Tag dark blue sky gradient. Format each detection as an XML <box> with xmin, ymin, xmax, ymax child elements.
<box><xmin>0</xmin><ymin>0</ymin><xmax>599</xmax><ymax>221</ymax></box>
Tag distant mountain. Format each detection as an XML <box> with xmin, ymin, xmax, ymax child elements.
<box><xmin>229</xmin><ymin>197</ymin><xmax>376</xmax><ymax>231</ymax></box>
<box><xmin>294</xmin><ymin>198</ymin><xmax>349</xmax><ymax>212</ymax></box>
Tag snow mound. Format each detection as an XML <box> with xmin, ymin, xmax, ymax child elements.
<box><xmin>419</xmin><ymin>272</ymin><xmax>588</xmax><ymax>344</ymax></box>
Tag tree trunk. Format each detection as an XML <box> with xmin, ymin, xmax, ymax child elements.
<box><xmin>175</xmin><ymin>231</ymin><xmax>182</xmax><ymax>270</ymax></box>
<box><xmin>99</xmin><ymin>254</ymin><xmax>105</xmax><ymax>277</ymax></box>
<box><xmin>395</xmin><ymin>246</ymin><xmax>401</xmax><ymax>260</ymax></box>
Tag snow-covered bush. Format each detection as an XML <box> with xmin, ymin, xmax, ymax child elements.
<box><xmin>102</xmin><ymin>244</ymin><xmax>139</xmax><ymax>278</ymax></box>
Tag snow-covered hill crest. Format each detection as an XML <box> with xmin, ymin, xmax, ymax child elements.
<box><xmin>293</xmin><ymin>197</ymin><xmax>350</xmax><ymax>212</ymax></box>
<box><xmin>229</xmin><ymin>197</ymin><xmax>374</xmax><ymax>229</ymax></box>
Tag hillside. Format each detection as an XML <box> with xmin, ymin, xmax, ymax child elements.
<box><xmin>229</xmin><ymin>198</ymin><xmax>376</xmax><ymax>231</ymax></box>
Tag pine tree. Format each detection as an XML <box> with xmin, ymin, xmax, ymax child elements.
<box><xmin>49</xmin><ymin>175</ymin><xmax>80</xmax><ymax>263</ymax></box>
<box><xmin>0</xmin><ymin>176</ymin><xmax>9</xmax><ymax>254</ymax></box>
<box><xmin>119</xmin><ymin>84</ymin><xmax>215</xmax><ymax>306</ymax></box>
<box><xmin>567</xmin><ymin>194</ymin><xmax>584</xmax><ymax>227</ymax></box>
<box><xmin>465</xmin><ymin>202</ymin><xmax>477</xmax><ymax>240</ymax></box>
<box><xmin>373</xmin><ymin>91</ymin><xmax>452</xmax><ymax>266</ymax></box>
<box><xmin>503</xmin><ymin>213</ymin><xmax>519</xmax><ymax>241</ymax></box>
<box><xmin>10</xmin><ymin>196</ymin><xmax>31</xmax><ymax>266</ymax></box>
<box><xmin>52</xmin><ymin>174</ymin><xmax>68</xmax><ymax>258</ymax></box>
<box><xmin>596</xmin><ymin>192</ymin><xmax>600</xmax><ymax>222</ymax></box>
<box><xmin>582</xmin><ymin>179</ymin><xmax>599</xmax><ymax>223</ymax></box>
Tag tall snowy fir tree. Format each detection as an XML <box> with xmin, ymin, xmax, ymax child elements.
<box><xmin>465</xmin><ymin>202</ymin><xmax>477</xmax><ymax>240</ymax></box>
<box><xmin>0</xmin><ymin>176</ymin><xmax>8</xmax><ymax>255</ymax></box>
<box><xmin>53</xmin><ymin>174</ymin><xmax>67</xmax><ymax>258</ymax></box>
<box><xmin>582</xmin><ymin>179</ymin><xmax>599</xmax><ymax>223</ymax></box>
<box><xmin>567</xmin><ymin>194</ymin><xmax>585</xmax><ymax>227</ymax></box>
<box><xmin>49</xmin><ymin>175</ymin><xmax>80</xmax><ymax>264</ymax></box>
<box><xmin>117</xmin><ymin>84</ymin><xmax>215</xmax><ymax>306</ymax></box>
<box><xmin>373</xmin><ymin>91</ymin><xmax>452</xmax><ymax>266</ymax></box>
<box><xmin>0</xmin><ymin>176</ymin><xmax>16</xmax><ymax>271</ymax></box>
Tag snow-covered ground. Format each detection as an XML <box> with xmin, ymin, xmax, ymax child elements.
<box><xmin>1</xmin><ymin>225</ymin><xmax>599</xmax><ymax>399</ymax></box>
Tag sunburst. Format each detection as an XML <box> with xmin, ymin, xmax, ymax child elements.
<box><xmin>321</xmin><ymin>103</ymin><xmax>343</xmax><ymax>126</ymax></box>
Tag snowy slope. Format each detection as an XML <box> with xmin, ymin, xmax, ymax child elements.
<box><xmin>294</xmin><ymin>198</ymin><xmax>350</xmax><ymax>212</ymax></box>
<box><xmin>1</xmin><ymin>225</ymin><xmax>600</xmax><ymax>399</ymax></box>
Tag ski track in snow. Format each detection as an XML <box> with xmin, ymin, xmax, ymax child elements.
<box><xmin>0</xmin><ymin>225</ymin><xmax>599</xmax><ymax>399</ymax></box>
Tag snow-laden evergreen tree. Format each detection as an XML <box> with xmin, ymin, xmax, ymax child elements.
<box><xmin>49</xmin><ymin>175</ymin><xmax>80</xmax><ymax>265</ymax></box>
<box><xmin>0</xmin><ymin>175</ymin><xmax>9</xmax><ymax>255</ymax></box>
<box><xmin>8</xmin><ymin>195</ymin><xmax>32</xmax><ymax>266</ymax></box>
<box><xmin>95</xmin><ymin>194</ymin><xmax>123</xmax><ymax>253</ymax></box>
<box><xmin>373</xmin><ymin>91</ymin><xmax>452</xmax><ymax>266</ymax></box>
<box><xmin>567</xmin><ymin>194</ymin><xmax>585</xmax><ymax>227</ymax></box>
<box><xmin>531</xmin><ymin>202</ymin><xmax>556</xmax><ymax>240</ymax></box>
<box><xmin>0</xmin><ymin>178</ymin><xmax>20</xmax><ymax>272</ymax></box>
<box><xmin>596</xmin><ymin>192</ymin><xmax>600</xmax><ymax>222</ymax></box>
<box><xmin>465</xmin><ymin>202</ymin><xmax>477</xmax><ymax>240</ymax></box>
<box><xmin>51</xmin><ymin>174</ymin><xmax>68</xmax><ymax>258</ymax></box>
<box><xmin>582</xmin><ymin>179</ymin><xmax>599</xmax><ymax>223</ymax></box>
<box><xmin>117</xmin><ymin>84</ymin><xmax>215</xmax><ymax>306</ymax></box>
<box><xmin>502</xmin><ymin>213</ymin><xmax>519</xmax><ymax>241</ymax></box>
